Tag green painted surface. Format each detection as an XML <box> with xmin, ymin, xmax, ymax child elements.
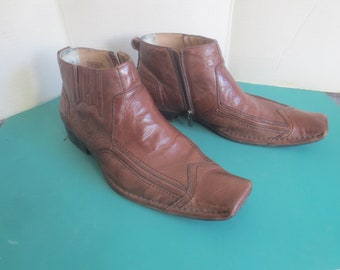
<box><xmin>0</xmin><ymin>83</ymin><xmax>339</xmax><ymax>269</ymax></box>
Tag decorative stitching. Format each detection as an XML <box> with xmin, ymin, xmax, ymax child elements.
<box><xmin>166</xmin><ymin>162</ymin><xmax>197</xmax><ymax>210</ymax></box>
<box><xmin>210</xmin><ymin>124</ymin><xmax>324</xmax><ymax>143</ymax></box>
<box><xmin>214</xmin><ymin>112</ymin><xmax>284</xmax><ymax>133</ymax></box>
<box><xmin>167</xmin><ymin>162</ymin><xmax>231</xmax><ymax>213</ymax></box>
<box><xmin>138</xmin><ymin>64</ymin><xmax>168</xmax><ymax>112</ymax></box>
<box><xmin>112</xmin><ymin>141</ymin><xmax>186</xmax><ymax>190</ymax></box>
<box><xmin>106</xmin><ymin>174</ymin><xmax>230</xmax><ymax>215</ymax></box>
<box><xmin>100</xmin><ymin>150</ymin><xmax>180</xmax><ymax>199</ymax></box>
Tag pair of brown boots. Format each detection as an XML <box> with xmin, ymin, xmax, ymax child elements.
<box><xmin>57</xmin><ymin>33</ymin><xmax>328</xmax><ymax>220</ymax></box>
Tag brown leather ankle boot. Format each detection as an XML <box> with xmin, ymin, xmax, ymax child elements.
<box><xmin>132</xmin><ymin>33</ymin><xmax>328</xmax><ymax>146</ymax></box>
<box><xmin>57</xmin><ymin>47</ymin><xmax>252</xmax><ymax>220</ymax></box>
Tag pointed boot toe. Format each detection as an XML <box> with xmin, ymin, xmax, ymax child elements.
<box><xmin>170</xmin><ymin>165</ymin><xmax>252</xmax><ymax>220</ymax></box>
<box><xmin>273</xmin><ymin>108</ymin><xmax>328</xmax><ymax>145</ymax></box>
<box><xmin>57</xmin><ymin>47</ymin><xmax>252</xmax><ymax>220</ymax></box>
<box><xmin>167</xmin><ymin>164</ymin><xmax>252</xmax><ymax>220</ymax></box>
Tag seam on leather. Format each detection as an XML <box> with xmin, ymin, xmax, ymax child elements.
<box><xmin>107</xmin><ymin>174</ymin><xmax>230</xmax><ymax>216</ymax></box>
<box><xmin>101</xmin><ymin>151</ymin><xmax>180</xmax><ymax>199</ymax></box>
<box><xmin>138</xmin><ymin>63</ymin><xmax>167</xmax><ymax>111</ymax></box>
<box><xmin>110</xmin><ymin>142</ymin><xmax>186</xmax><ymax>191</ymax></box>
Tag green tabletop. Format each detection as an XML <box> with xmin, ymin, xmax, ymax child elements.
<box><xmin>1</xmin><ymin>83</ymin><xmax>339</xmax><ymax>270</ymax></box>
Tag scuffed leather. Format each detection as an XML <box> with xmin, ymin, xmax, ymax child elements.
<box><xmin>132</xmin><ymin>33</ymin><xmax>328</xmax><ymax>146</ymax></box>
<box><xmin>58</xmin><ymin>47</ymin><xmax>252</xmax><ymax>220</ymax></box>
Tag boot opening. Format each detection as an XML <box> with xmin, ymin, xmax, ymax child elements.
<box><xmin>141</xmin><ymin>33</ymin><xmax>212</xmax><ymax>50</ymax></box>
<box><xmin>60</xmin><ymin>47</ymin><xmax>119</xmax><ymax>69</ymax></box>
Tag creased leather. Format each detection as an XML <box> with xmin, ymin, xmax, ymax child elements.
<box><xmin>58</xmin><ymin>47</ymin><xmax>252</xmax><ymax>220</ymax></box>
<box><xmin>132</xmin><ymin>33</ymin><xmax>328</xmax><ymax>146</ymax></box>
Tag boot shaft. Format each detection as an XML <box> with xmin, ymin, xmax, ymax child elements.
<box><xmin>58</xmin><ymin>48</ymin><xmax>141</xmax><ymax>129</ymax></box>
<box><xmin>133</xmin><ymin>33</ymin><xmax>230</xmax><ymax>119</ymax></box>
<box><xmin>58</xmin><ymin>47</ymin><xmax>145</xmax><ymax>151</ymax></box>
<box><xmin>58</xmin><ymin>47</ymin><xmax>142</xmax><ymax>115</ymax></box>
<box><xmin>132</xmin><ymin>34</ymin><xmax>279</xmax><ymax>120</ymax></box>
<box><xmin>132</xmin><ymin>35</ymin><xmax>187</xmax><ymax>116</ymax></box>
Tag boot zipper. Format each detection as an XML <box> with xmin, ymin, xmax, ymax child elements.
<box><xmin>178</xmin><ymin>51</ymin><xmax>195</xmax><ymax>126</ymax></box>
<box><xmin>169</xmin><ymin>49</ymin><xmax>194</xmax><ymax>125</ymax></box>
<box><xmin>186</xmin><ymin>109</ymin><xmax>193</xmax><ymax>126</ymax></box>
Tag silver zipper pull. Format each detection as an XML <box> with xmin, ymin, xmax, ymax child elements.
<box><xmin>187</xmin><ymin>109</ymin><xmax>193</xmax><ymax>126</ymax></box>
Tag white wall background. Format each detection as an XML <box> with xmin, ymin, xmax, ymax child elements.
<box><xmin>59</xmin><ymin>0</ymin><xmax>234</xmax><ymax>63</ymax></box>
<box><xmin>228</xmin><ymin>0</ymin><xmax>340</xmax><ymax>93</ymax></box>
<box><xmin>1</xmin><ymin>0</ymin><xmax>340</xmax><ymax>120</ymax></box>
<box><xmin>0</xmin><ymin>0</ymin><xmax>68</xmax><ymax>119</ymax></box>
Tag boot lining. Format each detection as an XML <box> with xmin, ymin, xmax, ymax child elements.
<box><xmin>141</xmin><ymin>33</ymin><xmax>212</xmax><ymax>50</ymax></box>
<box><xmin>60</xmin><ymin>48</ymin><xmax>119</xmax><ymax>69</ymax></box>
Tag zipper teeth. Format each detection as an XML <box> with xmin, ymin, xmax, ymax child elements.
<box><xmin>178</xmin><ymin>51</ymin><xmax>194</xmax><ymax>114</ymax></box>
<box><xmin>168</xmin><ymin>49</ymin><xmax>193</xmax><ymax>114</ymax></box>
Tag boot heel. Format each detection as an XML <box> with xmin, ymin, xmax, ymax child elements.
<box><xmin>160</xmin><ymin>110</ymin><xmax>179</xmax><ymax>121</ymax></box>
<box><xmin>65</xmin><ymin>127</ymin><xmax>91</xmax><ymax>155</ymax></box>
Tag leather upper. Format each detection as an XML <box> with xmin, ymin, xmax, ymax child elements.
<box><xmin>58</xmin><ymin>47</ymin><xmax>252</xmax><ymax>220</ymax></box>
<box><xmin>133</xmin><ymin>33</ymin><xmax>328</xmax><ymax>146</ymax></box>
